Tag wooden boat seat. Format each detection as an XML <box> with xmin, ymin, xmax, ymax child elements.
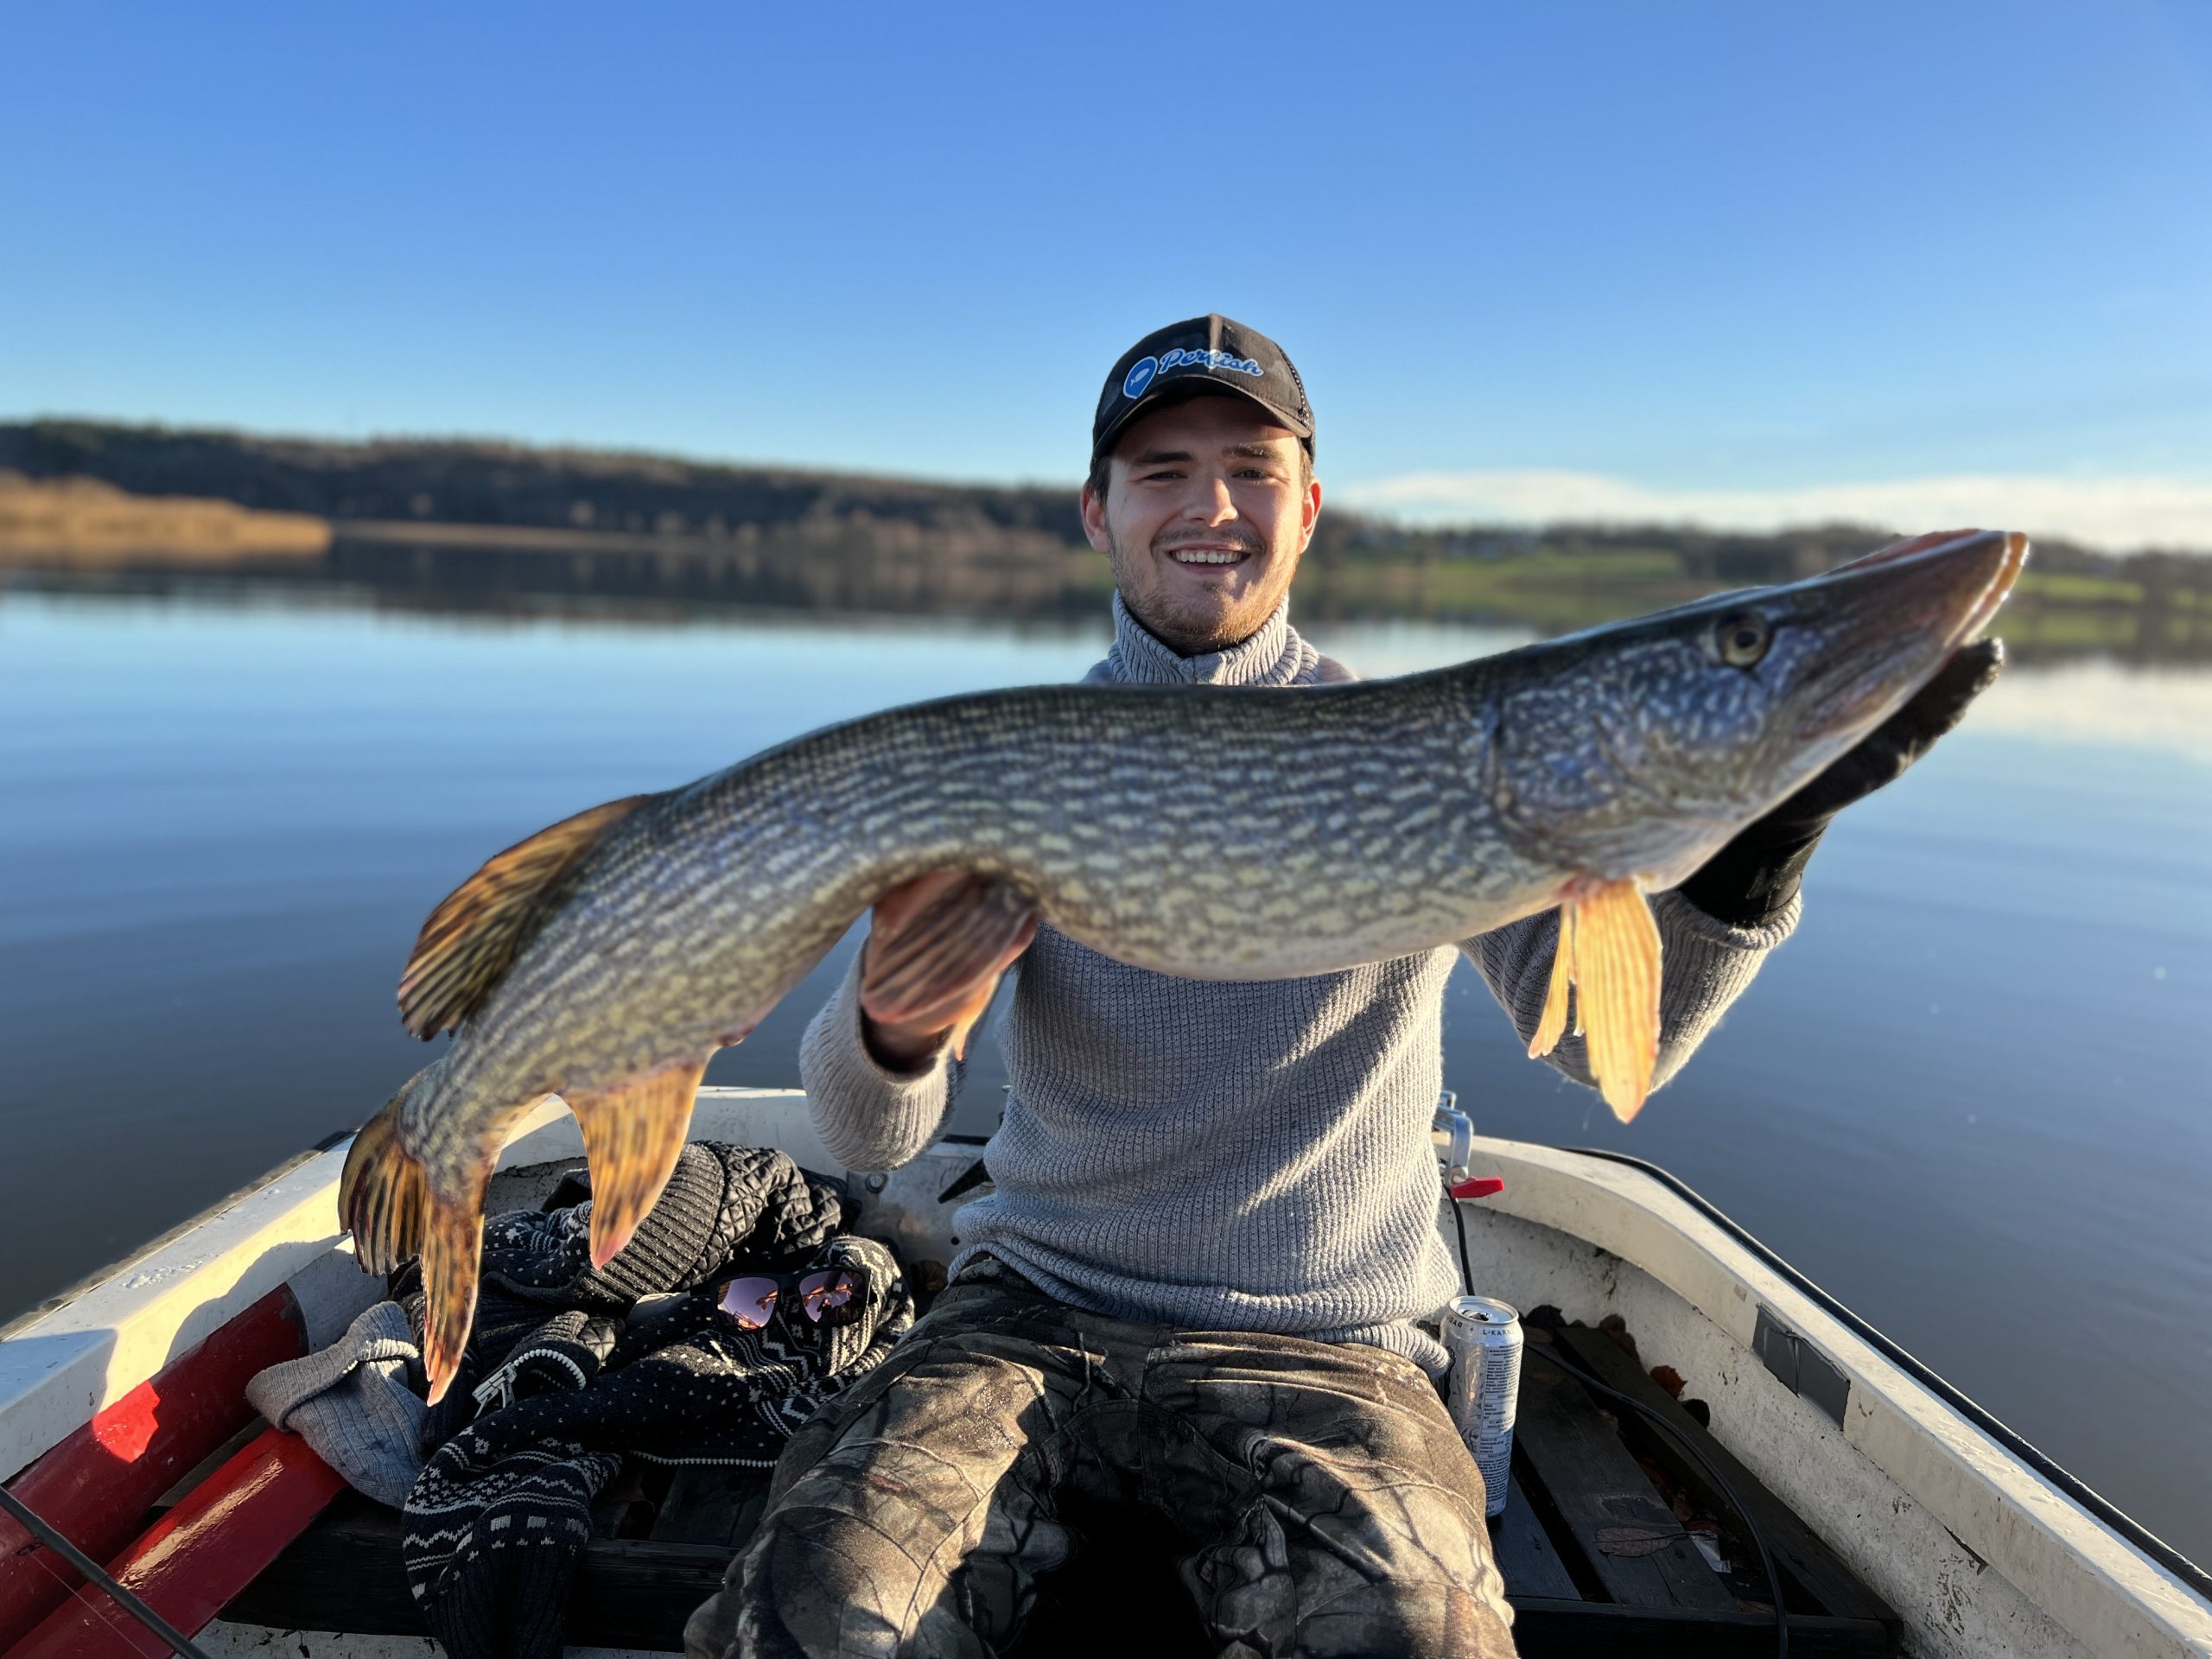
<box><xmin>223</xmin><ymin>1320</ymin><xmax>1904</xmax><ymax>1655</ymax></box>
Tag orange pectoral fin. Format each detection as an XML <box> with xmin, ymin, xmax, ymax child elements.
<box><xmin>1572</xmin><ymin>878</ymin><xmax>1663</xmax><ymax>1122</ymax></box>
<box><xmin>566</xmin><ymin>1058</ymin><xmax>707</xmax><ymax>1270</ymax></box>
<box><xmin>1528</xmin><ymin>902</ymin><xmax>1577</xmax><ymax>1059</ymax></box>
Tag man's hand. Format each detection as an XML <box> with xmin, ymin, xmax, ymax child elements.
<box><xmin>1679</xmin><ymin>639</ymin><xmax>2005</xmax><ymax>927</ymax></box>
<box><xmin>857</xmin><ymin>870</ymin><xmax>1039</xmax><ymax>1071</ymax></box>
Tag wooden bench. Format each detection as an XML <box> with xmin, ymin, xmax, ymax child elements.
<box><xmin>225</xmin><ymin>1320</ymin><xmax>1901</xmax><ymax>1655</ymax></box>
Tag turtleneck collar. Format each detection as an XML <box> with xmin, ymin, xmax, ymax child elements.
<box><xmin>1088</xmin><ymin>593</ymin><xmax>1322</xmax><ymax>688</ymax></box>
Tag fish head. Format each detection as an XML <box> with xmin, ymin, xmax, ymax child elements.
<box><xmin>1487</xmin><ymin>529</ymin><xmax>2026</xmax><ymax>889</ymax></box>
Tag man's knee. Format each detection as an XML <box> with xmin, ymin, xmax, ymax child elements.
<box><xmin>687</xmin><ymin>1340</ymin><xmax>1064</xmax><ymax>1658</ymax></box>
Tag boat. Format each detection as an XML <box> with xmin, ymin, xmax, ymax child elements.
<box><xmin>2</xmin><ymin>1086</ymin><xmax>2206</xmax><ymax>1657</ymax></box>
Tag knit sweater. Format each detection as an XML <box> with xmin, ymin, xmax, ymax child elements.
<box><xmin>799</xmin><ymin>595</ymin><xmax>1798</xmax><ymax>1371</ymax></box>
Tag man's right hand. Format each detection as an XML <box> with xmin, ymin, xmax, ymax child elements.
<box><xmin>857</xmin><ymin>870</ymin><xmax>1039</xmax><ymax>1071</ymax></box>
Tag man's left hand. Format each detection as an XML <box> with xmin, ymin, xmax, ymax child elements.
<box><xmin>1678</xmin><ymin>639</ymin><xmax>2005</xmax><ymax>928</ymax></box>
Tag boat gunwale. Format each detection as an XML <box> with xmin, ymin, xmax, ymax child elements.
<box><xmin>1562</xmin><ymin>1145</ymin><xmax>2212</xmax><ymax>1605</ymax></box>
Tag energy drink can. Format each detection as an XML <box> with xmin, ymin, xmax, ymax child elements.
<box><xmin>1443</xmin><ymin>1295</ymin><xmax>1522</xmax><ymax>1517</ymax></box>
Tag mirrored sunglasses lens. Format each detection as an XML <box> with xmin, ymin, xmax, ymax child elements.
<box><xmin>717</xmin><ymin>1277</ymin><xmax>779</xmax><ymax>1328</ymax></box>
<box><xmin>798</xmin><ymin>1270</ymin><xmax>858</xmax><ymax>1319</ymax></box>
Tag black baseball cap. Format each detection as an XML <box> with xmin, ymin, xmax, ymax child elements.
<box><xmin>1091</xmin><ymin>314</ymin><xmax>1314</xmax><ymax>465</ymax></box>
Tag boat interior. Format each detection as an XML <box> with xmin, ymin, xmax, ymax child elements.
<box><xmin>1</xmin><ymin>1088</ymin><xmax>2205</xmax><ymax>1658</ymax></box>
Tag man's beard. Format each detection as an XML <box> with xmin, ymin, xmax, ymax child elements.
<box><xmin>1105</xmin><ymin>524</ymin><xmax>1281</xmax><ymax>654</ymax></box>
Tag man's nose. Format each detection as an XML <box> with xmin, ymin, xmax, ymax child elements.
<box><xmin>1182</xmin><ymin>475</ymin><xmax>1239</xmax><ymax>525</ymax></box>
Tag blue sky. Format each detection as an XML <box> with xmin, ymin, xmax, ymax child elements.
<box><xmin>3</xmin><ymin>2</ymin><xmax>2209</xmax><ymax>544</ymax></box>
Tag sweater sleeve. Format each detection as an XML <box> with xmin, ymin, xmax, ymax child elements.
<box><xmin>797</xmin><ymin>953</ymin><xmax>969</xmax><ymax>1172</ymax></box>
<box><xmin>1465</xmin><ymin>888</ymin><xmax>1800</xmax><ymax>1094</ymax></box>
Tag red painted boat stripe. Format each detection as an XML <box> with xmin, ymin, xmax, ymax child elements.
<box><xmin>10</xmin><ymin>1427</ymin><xmax>346</xmax><ymax>1657</ymax></box>
<box><xmin>0</xmin><ymin>1287</ymin><xmax>306</xmax><ymax>1648</ymax></box>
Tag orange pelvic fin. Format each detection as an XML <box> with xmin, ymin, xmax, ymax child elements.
<box><xmin>397</xmin><ymin>792</ymin><xmax>660</xmax><ymax>1039</ymax></box>
<box><xmin>567</xmin><ymin>1058</ymin><xmax>708</xmax><ymax>1270</ymax></box>
<box><xmin>1527</xmin><ymin>878</ymin><xmax>1663</xmax><ymax>1122</ymax></box>
<box><xmin>860</xmin><ymin>873</ymin><xmax>1037</xmax><ymax>1031</ymax></box>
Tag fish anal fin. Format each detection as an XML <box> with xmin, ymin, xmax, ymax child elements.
<box><xmin>397</xmin><ymin>793</ymin><xmax>658</xmax><ymax>1039</ymax></box>
<box><xmin>1528</xmin><ymin>902</ymin><xmax>1578</xmax><ymax>1059</ymax></box>
<box><xmin>567</xmin><ymin>1058</ymin><xmax>707</xmax><ymax>1270</ymax></box>
<box><xmin>1573</xmin><ymin>878</ymin><xmax>1663</xmax><ymax>1122</ymax></box>
<box><xmin>420</xmin><ymin>1176</ymin><xmax>493</xmax><ymax>1405</ymax></box>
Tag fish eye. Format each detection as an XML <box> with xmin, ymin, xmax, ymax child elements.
<box><xmin>1712</xmin><ymin>611</ymin><xmax>1771</xmax><ymax>668</ymax></box>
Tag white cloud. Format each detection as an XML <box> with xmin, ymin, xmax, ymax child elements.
<box><xmin>1332</xmin><ymin>469</ymin><xmax>2212</xmax><ymax>551</ymax></box>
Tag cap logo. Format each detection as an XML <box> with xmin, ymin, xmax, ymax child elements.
<box><xmin>1160</xmin><ymin>346</ymin><xmax>1262</xmax><ymax>379</ymax></box>
<box><xmin>1122</xmin><ymin>356</ymin><xmax>1160</xmax><ymax>399</ymax></box>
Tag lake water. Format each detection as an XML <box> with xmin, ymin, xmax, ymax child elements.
<box><xmin>2</xmin><ymin>582</ymin><xmax>2206</xmax><ymax>1566</ymax></box>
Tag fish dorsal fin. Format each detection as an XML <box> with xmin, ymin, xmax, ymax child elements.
<box><xmin>1526</xmin><ymin>877</ymin><xmax>1662</xmax><ymax>1122</ymax></box>
<box><xmin>398</xmin><ymin>794</ymin><xmax>657</xmax><ymax>1039</ymax></box>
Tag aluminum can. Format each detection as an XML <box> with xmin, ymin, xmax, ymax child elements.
<box><xmin>1443</xmin><ymin>1295</ymin><xmax>1522</xmax><ymax>1517</ymax></box>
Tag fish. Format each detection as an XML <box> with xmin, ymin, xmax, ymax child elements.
<box><xmin>342</xmin><ymin>526</ymin><xmax>2025</xmax><ymax>1399</ymax></box>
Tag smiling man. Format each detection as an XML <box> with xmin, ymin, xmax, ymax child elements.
<box><xmin>688</xmin><ymin>316</ymin><xmax>1999</xmax><ymax>1659</ymax></box>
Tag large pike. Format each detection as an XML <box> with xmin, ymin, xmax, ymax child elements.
<box><xmin>344</xmin><ymin>528</ymin><xmax>2025</xmax><ymax>1398</ymax></box>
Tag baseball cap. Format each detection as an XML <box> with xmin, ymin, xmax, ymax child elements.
<box><xmin>1091</xmin><ymin>315</ymin><xmax>1314</xmax><ymax>465</ymax></box>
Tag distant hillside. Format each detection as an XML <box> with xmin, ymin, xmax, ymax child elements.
<box><xmin>0</xmin><ymin>417</ymin><xmax>1092</xmax><ymax>553</ymax></box>
<box><xmin>3</xmin><ymin>420</ymin><xmax>2204</xmax><ymax>658</ymax></box>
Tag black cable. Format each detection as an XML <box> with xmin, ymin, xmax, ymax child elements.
<box><xmin>1446</xmin><ymin>1189</ymin><xmax>1789</xmax><ymax>1659</ymax></box>
<box><xmin>1449</xmin><ymin>1190</ymin><xmax>1477</xmax><ymax>1297</ymax></box>
<box><xmin>1524</xmin><ymin>1344</ymin><xmax>1790</xmax><ymax>1659</ymax></box>
<box><xmin>0</xmin><ymin>1480</ymin><xmax>214</xmax><ymax>1659</ymax></box>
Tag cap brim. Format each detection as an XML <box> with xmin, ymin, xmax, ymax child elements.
<box><xmin>1093</xmin><ymin>380</ymin><xmax>1314</xmax><ymax>463</ymax></box>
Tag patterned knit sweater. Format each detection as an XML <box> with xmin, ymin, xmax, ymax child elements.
<box><xmin>800</xmin><ymin>596</ymin><xmax>1798</xmax><ymax>1372</ymax></box>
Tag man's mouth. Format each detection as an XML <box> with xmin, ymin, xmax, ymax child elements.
<box><xmin>1164</xmin><ymin>543</ymin><xmax>1252</xmax><ymax>567</ymax></box>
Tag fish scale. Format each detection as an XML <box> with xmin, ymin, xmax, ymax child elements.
<box><xmin>341</xmin><ymin>528</ymin><xmax>2025</xmax><ymax>1399</ymax></box>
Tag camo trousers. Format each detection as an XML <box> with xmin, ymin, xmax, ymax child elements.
<box><xmin>685</xmin><ymin>1257</ymin><xmax>1516</xmax><ymax>1658</ymax></box>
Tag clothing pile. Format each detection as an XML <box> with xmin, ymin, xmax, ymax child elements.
<box><xmin>248</xmin><ymin>1141</ymin><xmax>913</xmax><ymax>1659</ymax></box>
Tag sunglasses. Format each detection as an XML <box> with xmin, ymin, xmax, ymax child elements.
<box><xmin>714</xmin><ymin>1268</ymin><xmax>861</xmax><ymax>1330</ymax></box>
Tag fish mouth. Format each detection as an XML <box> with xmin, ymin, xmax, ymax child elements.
<box><xmin>1788</xmin><ymin>528</ymin><xmax>2027</xmax><ymax>739</ymax></box>
<box><xmin>1832</xmin><ymin>526</ymin><xmax>2027</xmax><ymax>648</ymax></box>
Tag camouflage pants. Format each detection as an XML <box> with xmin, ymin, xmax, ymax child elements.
<box><xmin>686</xmin><ymin>1258</ymin><xmax>1516</xmax><ymax>1658</ymax></box>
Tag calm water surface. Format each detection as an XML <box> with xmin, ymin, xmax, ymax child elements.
<box><xmin>2</xmin><ymin>587</ymin><xmax>2206</xmax><ymax>1563</ymax></box>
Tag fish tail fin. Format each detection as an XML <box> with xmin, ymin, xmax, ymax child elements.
<box><xmin>567</xmin><ymin>1058</ymin><xmax>708</xmax><ymax>1270</ymax></box>
<box><xmin>340</xmin><ymin>1066</ymin><xmax>438</xmax><ymax>1276</ymax></box>
<box><xmin>419</xmin><ymin>1181</ymin><xmax>490</xmax><ymax>1404</ymax></box>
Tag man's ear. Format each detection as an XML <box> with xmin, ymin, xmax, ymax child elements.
<box><xmin>1079</xmin><ymin>475</ymin><xmax>1114</xmax><ymax>556</ymax></box>
<box><xmin>1299</xmin><ymin>475</ymin><xmax>1323</xmax><ymax>554</ymax></box>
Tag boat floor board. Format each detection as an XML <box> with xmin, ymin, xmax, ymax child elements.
<box><xmin>1548</xmin><ymin>1319</ymin><xmax>1904</xmax><ymax>1642</ymax></box>
<box><xmin>222</xmin><ymin>1320</ymin><xmax>1901</xmax><ymax>1655</ymax></box>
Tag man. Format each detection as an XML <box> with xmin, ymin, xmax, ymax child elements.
<box><xmin>690</xmin><ymin>316</ymin><xmax>2000</xmax><ymax>1658</ymax></box>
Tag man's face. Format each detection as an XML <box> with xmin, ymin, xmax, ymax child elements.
<box><xmin>1080</xmin><ymin>394</ymin><xmax>1321</xmax><ymax>655</ymax></box>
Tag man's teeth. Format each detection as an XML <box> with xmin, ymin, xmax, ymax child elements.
<box><xmin>1171</xmin><ymin>549</ymin><xmax>1245</xmax><ymax>564</ymax></box>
